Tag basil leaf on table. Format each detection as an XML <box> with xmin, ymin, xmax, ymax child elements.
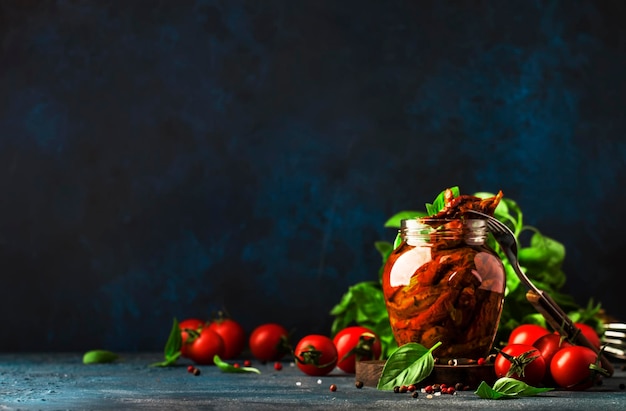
<box><xmin>376</xmin><ymin>341</ymin><xmax>442</xmax><ymax>391</ymax></box>
<box><xmin>475</xmin><ymin>377</ymin><xmax>553</xmax><ymax>399</ymax></box>
<box><xmin>214</xmin><ymin>355</ymin><xmax>261</xmax><ymax>374</ymax></box>
<box><xmin>82</xmin><ymin>350</ymin><xmax>119</xmax><ymax>364</ymax></box>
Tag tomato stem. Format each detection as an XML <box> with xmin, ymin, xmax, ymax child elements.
<box><xmin>496</xmin><ymin>348</ymin><xmax>541</xmax><ymax>378</ymax></box>
<box><xmin>590</xmin><ymin>346</ymin><xmax>611</xmax><ymax>378</ymax></box>
<box><xmin>295</xmin><ymin>345</ymin><xmax>337</xmax><ymax>369</ymax></box>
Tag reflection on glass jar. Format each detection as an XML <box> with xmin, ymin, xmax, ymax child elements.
<box><xmin>382</xmin><ymin>218</ymin><xmax>505</xmax><ymax>360</ymax></box>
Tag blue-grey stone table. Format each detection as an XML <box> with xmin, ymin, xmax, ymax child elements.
<box><xmin>1</xmin><ymin>353</ymin><xmax>625</xmax><ymax>410</ymax></box>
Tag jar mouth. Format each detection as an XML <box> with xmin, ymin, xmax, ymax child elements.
<box><xmin>401</xmin><ymin>218</ymin><xmax>488</xmax><ymax>245</ymax></box>
<box><xmin>401</xmin><ymin>218</ymin><xmax>487</xmax><ymax>229</ymax></box>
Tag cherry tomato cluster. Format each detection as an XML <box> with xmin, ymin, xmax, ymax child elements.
<box><xmin>293</xmin><ymin>326</ymin><xmax>382</xmax><ymax>376</ymax></box>
<box><xmin>495</xmin><ymin>323</ymin><xmax>607</xmax><ymax>390</ymax></box>
<box><xmin>176</xmin><ymin>314</ymin><xmax>383</xmax><ymax>377</ymax></box>
<box><xmin>178</xmin><ymin>315</ymin><xmax>246</xmax><ymax>365</ymax></box>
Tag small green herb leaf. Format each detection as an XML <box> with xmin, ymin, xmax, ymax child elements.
<box><xmin>150</xmin><ymin>317</ymin><xmax>183</xmax><ymax>367</ymax></box>
<box><xmin>377</xmin><ymin>341</ymin><xmax>442</xmax><ymax>390</ymax></box>
<box><xmin>82</xmin><ymin>349</ymin><xmax>119</xmax><ymax>364</ymax></box>
<box><xmin>150</xmin><ymin>351</ymin><xmax>181</xmax><ymax>367</ymax></box>
<box><xmin>164</xmin><ymin>318</ymin><xmax>182</xmax><ymax>358</ymax></box>
<box><xmin>425</xmin><ymin>186</ymin><xmax>459</xmax><ymax>215</ymax></box>
<box><xmin>475</xmin><ymin>377</ymin><xmax>553</xmax><ymax>399</ymax></box>
<box><xmin>214</xmin><ymin>355</ymin><xmax>261</xmax><ymax>374</ymax></box>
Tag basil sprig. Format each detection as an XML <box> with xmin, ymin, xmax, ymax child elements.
<box><xmin>377</xmin><ymin>341</ymin><xmax>441</xmax><ymax>390</ymax></box>
<box><xmin>150</xmin><ymin>317</ymin><xmax>182</xmax><ymax>367</ymax></box>
<box><xmin>475</xmin><ymin>377</ymin><xmax>553</xmax><ymax>399</ymax></box>
<box><xmin>214</xmin><ymin>355</ymin><xmax>261</xmax><ymax>374</ymax></box>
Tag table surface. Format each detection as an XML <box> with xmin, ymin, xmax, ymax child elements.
<box><xmin>1</xmin><ymin>352</ymin><xmax>625</xmax><ymax>410</ymax></box>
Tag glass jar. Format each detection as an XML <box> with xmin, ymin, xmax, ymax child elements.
<box><xmin>382</xmin><ymin>217</ymin><xmax>505</xmax><ymax>360</ymax></box>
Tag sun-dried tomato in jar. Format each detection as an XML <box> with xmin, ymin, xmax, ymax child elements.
<box><xmin>381</xmin><ymin>190</ymin><xmax>505</xmax><ymax>360</ymax></box>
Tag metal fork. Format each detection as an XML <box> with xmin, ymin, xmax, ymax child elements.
<box><xmin>466</xmin><ymin>210</ymin><xmax>614</xmax><ymax>376</ymax></box>
<box><xmin>603</xmin><ymin>322</ymin><xmax>626</xmax><ymax>360</ymax></box>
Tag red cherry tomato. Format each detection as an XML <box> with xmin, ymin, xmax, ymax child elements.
<box><xmin>533</xmin><ymin>333</ymin><xmax>573</xmax><ymax>385</ymax></box>
<box><xmin>186</xmin><ymin>327</ymin><xmax>225</xmax><ymax>365</ymax></box>
<box><xmin>208</xmin><ymin>318</ymin><xmax>246</xmax><ymax>359</ymax></box>
<box><xmin>179</xmin><ymin>318</ymin><xmax>205</xmax><ymax>358</ymax></box>
<box><xmin>294</xmin><ymin>334</ymin><xmax>338</xmax><ymax>376</ymax></box>
<box><xmin>574</xmin><ymin>322</ymin><xmax>601</xmax><ymax>350</ymax></box>
<box><xmin>332</xmin><ymin>326</ymin><xmax>382</xmax><ymax>374</ymax></box>
<box><xmin>249</xmin><ymin>323</ymin><xmax>292</xmax><ymax>362</ymax></box>
<box><xmin>550</xmin><ymin>345</ymin><xmax>601</xmax><ymax>390</ymax></box>
<box><xmin>508</xmin><ymin>324</ymin><xmax>550</xmax><ymax>346</ymax></box>
<box><xmin>494</xmin><ymin>343</ymin><xmax>546</xmax><ymax>387</ymax></box>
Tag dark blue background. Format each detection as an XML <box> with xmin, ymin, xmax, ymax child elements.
<box><xmin>1</xmin><ymin>1</ymin><xmax>624</xmax><ymax>352</ymax></box>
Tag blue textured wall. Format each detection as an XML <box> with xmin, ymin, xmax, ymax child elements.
<box><xmin>1</xmin><ymin>0</ymin><xmax>624</xmax><ymax>351</ymax></box>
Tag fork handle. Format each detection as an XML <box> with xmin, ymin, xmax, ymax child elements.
<box><xmin>526</xmin><ymin>289</ymin><xmax>614</xmax><ymax>376</ymax></box>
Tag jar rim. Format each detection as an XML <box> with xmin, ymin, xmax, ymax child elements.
<box><xmin>401</xmin><ymin>217</ymin><xmax>487</xmax><ymax>229</ymax></box>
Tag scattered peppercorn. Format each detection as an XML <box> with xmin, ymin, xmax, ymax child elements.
<box><xmin>454</xmin><ymin>382</ymin><xmax>464</xmax><ymax>391</ymax></box>
<box><xmin>187</xmin><ymin>365</ymin><xmax>195</xmax><ymax>373</ymax></box>
<box><xmin>355</xmin><ymin>381</ymin><xmax>364</xmax><ymax>389</ymax></box>
<box><xmin>407</xmin><ymin>384</ymin><xmax>416</xmax><ymax>392</ymax></box>
<box><xmin>274</xmin><ymin>362</ymin><xmax>283</xmax><ymax>371</ymax></box>
<box><xmin>424</xmin><ymin>385</ymin><xmax>434</xmax><ymax>394</ymax></box>
<box><xmin>393</xmin><ymin>386</ymin><xmax>400</xmax><ymax>393</ymax></box>
<box><xmin>243</xmin><ymin>359</ymin><xmax>252</xmax><ymax>367</ymax></box>
<box><xmin>233</xmin><ymin>363</ymin><xmax>240</xmax><ymax>368</ymax></box>
<box><xmin>330</xmin><ymin>384</ymin><xmax>337</xmax><ymax>392</ymax></box>
<box><xmin>477</xmin><ymin>357</ymin><xmax>486</xmax><ymax>366</ymax></box>
<box><xmin>399</xmin><ymin>385</ymin><xmax>408</xmax><ymax>393</ymax></box>
<box><xmin>412</xmin><ymin>391</ymin><xmax>419</xmax><ymax>398</ymax></box>
<box><xmin>192</xmin><ymin>367</ymin><xmax>201</xmax><ymax>376</ymax></box>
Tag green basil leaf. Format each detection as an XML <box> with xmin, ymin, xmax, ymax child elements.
<box><xmin>529</xmin><ymin>233</ymin><xmax>565</xmax><ymax>267</ymax></box>
<box><xmin>164</xmin><ymin>317</ymin><xmax>182</xmax><ymax>359</ymax></box>
<box><xmin>214</xmin><ymin>355</ymin><xmax>261</xmax><ymax>374</ymax></box>
<box><xmin>475</xmin><ymin>377</ymin><xmax>553</xmax><ymax>399</ymax></box>
<box><xmin>374</xmin><ymin>241</ymin><xmax>394</xmax><ymax>259</ymax></box>
<box><xmin>82</xmin><ymin>349</ymin><xmax>119</xmax><ymax>364</ymax></box>
<box><xmin>150</xmin><ymin>317</ymin><xmax>183</xmax><ymax>367</ymax></box>
<box><xmin>377</xmin><ymin>341</ymin><xmax>441</xmax><ymax>390</ymax></box>
<box><xmin>149</xmin><ymin>352</ymin><xmax>181</xmax><ymax>368</ymax></box>
<box><xmin>426</xmin><ymin>187</ymin><xmax>459</xmax><ymax>215</ymax></box>
<box><xmin>475</xmin><ymin>381</ymin><xmax>507</xmax><ymax>399</ymax></box>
